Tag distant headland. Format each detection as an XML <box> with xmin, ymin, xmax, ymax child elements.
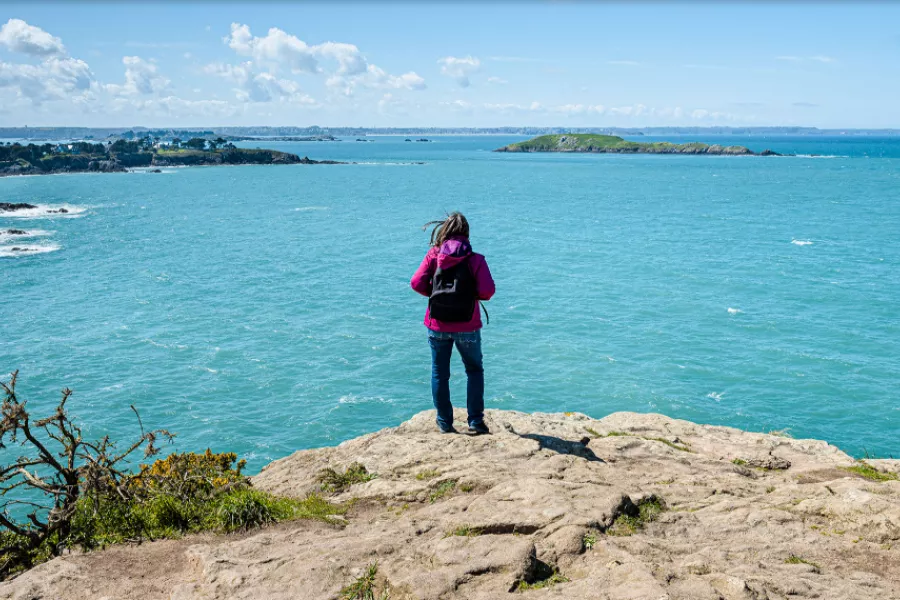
<box><xmin>1</xmin><ymin>126</ymin><xmax>900</xmax><ymax>140</ymax></box>
<box><xmin>0</xmin><ymin>137</ymin><xmax>344</xmax><ymax>177</ymax></box>
<box><xmin>494</xmin><ymin>134</ymin><xmax>781</xmax><ymax>156</ymax></box>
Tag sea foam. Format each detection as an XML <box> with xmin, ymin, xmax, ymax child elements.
<box><xmin>0</xmin><ymin>243</ymin><xmax>61</xmax><ymax>258</ymax></box>
<box><xmin>0</xmin><ymin>204</ymin><xmax>88</xmax><ymax>219</ymax></box>
<box><xmin>0</xmin><ymin>229</ymin><xmax>51</xmax><ymax>242</ymax></box>
<box><xmin>791</xmin><ymin>239</ymin><xmax>813</xmax><ymax>246</ymax></box>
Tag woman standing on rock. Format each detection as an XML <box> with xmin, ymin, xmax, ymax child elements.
<box><xmin>411</xmin><ymin>212</ymin><xmax>495</xmax><ymax>435</ymax></box>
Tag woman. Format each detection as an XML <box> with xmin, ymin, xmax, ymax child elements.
<box><xmin>411</xmin><ymin>212</ymin><xmax>495</xmax><ymax>434</ymax></box>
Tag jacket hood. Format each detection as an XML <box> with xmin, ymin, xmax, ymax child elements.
<box><xmin>436</xmin><ymin>235</ymin><xmax>472</xmax><ymax>268</ymax></box>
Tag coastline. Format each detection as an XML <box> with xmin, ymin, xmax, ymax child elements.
<box><xmin>0</xmin><ymin>147</ymin><xmax>347</xmax><ymax>179</ymax></box>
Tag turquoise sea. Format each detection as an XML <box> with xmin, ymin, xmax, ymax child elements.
<box><xmin>2</xmin><ymin>135</ymin><xmax>898</xmax><ymax>469</ymax></box>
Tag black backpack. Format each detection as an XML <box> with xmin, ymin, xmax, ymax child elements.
<box><xmin>429</xmin><ymin>256</ymin><xmax>477</xmax><ymax>322</ymax></box>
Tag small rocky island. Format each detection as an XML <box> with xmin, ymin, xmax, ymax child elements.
<box><xmin>4</xmin><ymin>409</ymin><xmax>898</xmax><ymax>599</ymax></box>
<box><xmin>0</xmin><ymin>138</ymin><xmax>345</xmax><ymax>177</ymax></box>
<box><xmin>495</xmin><ymin>133</ymin><xmax>782</xmax><ymax>156</ymax></box>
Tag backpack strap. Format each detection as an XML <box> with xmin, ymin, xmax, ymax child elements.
<box><xmin>467</xmin><ymin>254</ymin><xmax>489</xmax><ymax>326</ymax></box>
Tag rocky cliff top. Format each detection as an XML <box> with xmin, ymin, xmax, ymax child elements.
<box><xmin>4</xmin><ymin>409</ymin><xmax>899</xmax><ymax>599</ymax></box>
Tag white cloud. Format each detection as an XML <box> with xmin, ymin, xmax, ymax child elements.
<box><xmin>327</xmin><ymin>64</ymin><xmax>426</xmax><ymax>96</ymax></box>
<box><xmin>0</xmin><ymin>20</ymin><xmax>93</xmax><ymax>105</ymax></box>
<box><xmin>205</xmin><ymin>60</ymin><xmax>317</xmax><ymax>104</ymax></box>
<box><xmin>226</xmin><ymin>23</ymin><xmax>319</xmax><ymax>74</ymax></box>
<box><xmin>438</xmin><ymin>56</ymin><xmax>480</xmax><ymax>87</ymax></box>
<box><xmin>487</xmin><ymin>76</ymin><xmax>507</xmax><ymax>85</ymax></box>
<box><xmin>809</xmin><ymin>55</ymin><xmax>835</xmax><ymax>63</ymax></box>
<box><xmin>105</xmin><ymin>56</ymin><xmax>170</xmax><ymax>96</ymax></box>
<box><xmin>0</xmin><ymin>18</ymin><xmax>65</xmax><ymax>57</ymax></box>
<box><xmin>218</xmin><ymin>23</ymin><xmax>425</xmax><ymax>99</ymax></box>
<box><xmin>607</xmin><ymin>60</ymin><xmax>641</xmax><ymax>66</ymax></box>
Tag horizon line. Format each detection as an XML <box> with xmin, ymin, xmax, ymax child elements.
<box><xmin>3</xmin><ymin>125</ymin><xmax>900</xmax><ymax>132</ymax></box>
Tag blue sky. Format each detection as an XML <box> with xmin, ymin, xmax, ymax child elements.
<box><xmin>1</xmin><ymin>2</ymin><xmax>898</xmax><ymax>128</ymax></box>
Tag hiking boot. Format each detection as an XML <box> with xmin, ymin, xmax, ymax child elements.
<box><xmin>468</xmin><ymin>421</ymin><xmax>490</xmax><ymax>435</ymax></box>
<box><xmin>437</xmin><ymin>420</ymin><xmax>457</xmax><ymax>434</ymax></box>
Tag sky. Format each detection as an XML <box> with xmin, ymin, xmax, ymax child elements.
<box><xmin>1</xmin><ymin>2</ymin><xmax>899</xmax><ymax>128</ymax></box>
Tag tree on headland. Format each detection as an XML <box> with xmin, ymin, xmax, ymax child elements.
<box><xmin>185</xmin><ymin>138</ymin><xmax>207</xmax><ymax>151</ymax></box>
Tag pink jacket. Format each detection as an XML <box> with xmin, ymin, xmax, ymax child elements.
<box><xmin>410</xmin><ymin>236</ymin><xmax>495</xmax><ymax>332</ymax></box>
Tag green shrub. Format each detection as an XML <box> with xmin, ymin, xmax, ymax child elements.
<box><xmin>213</xmin><ymin>489</ymin><xmax>279</xmax><ymax>532</ymax></box>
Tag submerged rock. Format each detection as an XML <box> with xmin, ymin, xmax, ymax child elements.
<box><xmin>0</xmin><ymin>202</ymin><xmax>37</xmax><ymax>212</ymax></box>
<box><xmin>4</xmin><ymin>409</ymin><xmax>899</xmax><ymax>599</ymax></box>
<box><xmin>5</xmin><ymin>229</ymin><xmax>28</xmax><ymax>235</ymax></box>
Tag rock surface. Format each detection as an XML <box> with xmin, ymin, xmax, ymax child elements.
<box><xmin>3</xmin><ymin>409</ymin><xmax>899</xmax><ymax>599</ymax></box>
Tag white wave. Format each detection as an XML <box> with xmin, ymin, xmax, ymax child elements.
<box><xmin>791</xmin><ymin>239</ymin><xmax>813</xmax><ymax>246</ymax></box>
<box><xmin>294</xmin><ymin>206</ymin><xmax>329</xmax><ymax>211</ymax></box>
<box><xmin>0</xmin><ymin>204</ymin><xmax>88</xmax><ymax>219</ymax></box>
<box><xmin>793</xmin><ymin>154</ymin><xmax>844</xmax><ymax>159</ymax></box>
<box><xmin>0</xmin><ymin>243</ymin><xmax>61</xmax><ymax>258</ymax></box>
<box><xmin>354</xmin><ymin>161</ymin><xmax>427</xmax><ymax>166</ymax></box>
<box><xmin>727</xmin><ymin>307</ymin><xmax>742</xmax><ymax>314</ymax></box>
<box><xmin>707</xmin><ymin>392</ymin><xmax>724</xmax><ymax>401</ymax></box>
<box><xmin>0</xmin><ymin>228</ymin><xmax>51</xmax><ymax>242</ymax></box>
<box><xmin>338</xmin><ymin>394</ymin><xmax>395</xmax><ymax>405</ymax></box>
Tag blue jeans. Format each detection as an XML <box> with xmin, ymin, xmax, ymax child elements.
<box><xmin>428</xmin><ymin>330</ymin><xmax>484</xmax><ymax>429</ymax></box>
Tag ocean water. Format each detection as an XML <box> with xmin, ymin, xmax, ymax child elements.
<box><xmin>2</xmin><ymin>135</ymin><xmax>898</xmax><ymax>470</ymax></box>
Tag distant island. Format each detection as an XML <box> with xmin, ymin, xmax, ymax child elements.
<box><xmin>0</xmin><ymin>137</ymin><xmax>344</xmax><ymax>177</ymax></box>
<box><xmin>495</xmin><ymin>134</ymin><xmax>781</xmax><ymax>156</ymax></box>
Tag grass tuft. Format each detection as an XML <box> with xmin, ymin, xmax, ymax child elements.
<box><xmin>843</xmin><ymin>463</ymin><xmax>898</xmax><ymax>482</ymax></box>
<box><xmin>340</xmin><ymin>563</ymin><xmax>389</xmax><ymax>600</ymax></box>
<box><xmin>429</xmin><ymin>480</ymin><xmax>457</xmax><ymax>503</ymax></box>
<box><xmin>582</xmin><ymin>532</ymin><xmax>597</xmax><ymax>550</ymax></box>
<box><xmin>607</xmin><ymin>497</ymin><xmax>664</xmax><ymax>537</ymax></box>
<box><xmin>732</xmin><ymin>458</ymin><xmax>748</xmax><ymax>466</ymax></box>
<box><xmin>516</xmin><ymin>560</ymin><xmax>569</xmax><ymax>592</ymax></box>
<box><xmin>446</xmin><ymin>525</ymin><xmax>482</xmax><ymax>538</ymax></box>
<box><xmin>415</xmin><ymin>469</ymin><xmax>440</xmax><ymax>481</ymax></box>
<box><xmin>317</xmin><ymin>463</ymin><xmax>376</xmax><ymax>492</ymax></box>
<box><xmin>785</xmin><ymin>555</ymin><xmax>822</xmax><ymax>572</ymax></box>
